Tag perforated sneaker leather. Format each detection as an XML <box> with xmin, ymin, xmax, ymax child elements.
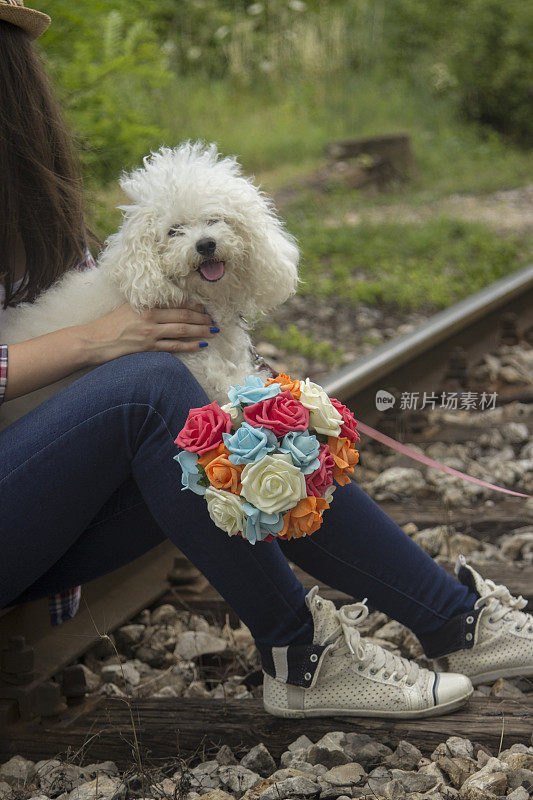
<box><xmin>434</xmin><ymin>557</ymin><xmax>533</xmax><ymax>685</ymax></box>
<box><xmin>261</xmin><ymin>586</ymin><xmax>473</xmax><ymax>719</ymax></box>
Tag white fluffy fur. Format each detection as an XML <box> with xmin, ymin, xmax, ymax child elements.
<box><xmin>0</xmin><ymin>142</ymin><xmax>299</xmax><ymax>430</ymax></box>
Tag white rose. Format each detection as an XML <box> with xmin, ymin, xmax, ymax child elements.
<box><xmin>205</xmin><ymin>487</ymin><xmax>246</xmax><ymax>536</ymax></box>
<box><xmin>221</xmin><ymin>402</ymin><xmax>244</xmax><ymax>426</ymax></box>
<box><xmin>323</xmin><ymin>484</ymin><xmax>336</xmax><ymax>504</ymax></box>
<box><xmin>299</xmin><ymin>378</ymin><xmax>342</xmax><ymax>436</ymax></box>
<box><xmin>241</xmin><ymin>453</ymin><xmax>307</xmax><ymax>514</ymax></box>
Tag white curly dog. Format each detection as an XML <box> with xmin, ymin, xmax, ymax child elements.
<box><xmin>0</xmin><ymin>142</ymin><xmax>299</xmax><ymax>430</ymax></box>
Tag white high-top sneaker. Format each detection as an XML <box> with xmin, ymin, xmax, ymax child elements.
<box><xmin>261</xmin><ymin>586</ymin><xmax>473</xmax><ymax>719</ymax></box>
<box><xmin>434</xmin><ymin>557</ymin><xmax>533</xmax><ymax>686</ymax></box>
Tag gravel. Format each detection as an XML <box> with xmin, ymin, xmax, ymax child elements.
<box><xmin>4</xmin><ymin>733</ymin><xmax>533</xmax><ymax>800</ymax></box>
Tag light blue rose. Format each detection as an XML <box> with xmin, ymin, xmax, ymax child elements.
<box><xmin>174</xmin><ymin>450</ymin><xmax>207</xmax><ymax>496</ymax></box>
<box><xmin>242</xmin><ymin>502</ymin><xmax>285</xmax><ymax>545</ymax></box>
<box><xmin>279</xmin><ymin>430</ymin><xmax>321</xmax><ymax>475</ymax></box>
<box><xmin>227</xmin><ymin>374</ymin><xmax>281</xmax><ymax>407</ymax></box>
<box><xmin>223</xmin><ymin>422</ymin><xmax>278</xmax><ymax>465</ymax></box>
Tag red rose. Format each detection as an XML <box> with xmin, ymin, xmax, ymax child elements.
<box><xmin>175</xmin><ymin>401</ymin><xmax>232</xmax><ymax>454</ymax></box>
<box><xmin>330</xmin><ymin>398</ymin><xmax>360</xmax><ymax>443</ymax></box>
<box><xmin>305</xmin><ymin>444</ymin><xmax>335</xmax><ymax>497</ymax></box>
<box><xmin>243</xmin><ymin>391</ymin><xmax>309</xmax><ymax>437</ymax></box>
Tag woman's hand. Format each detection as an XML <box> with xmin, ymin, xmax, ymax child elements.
<box><xmin>81</xmin><ymin>303</ymin><xmax>218</xmax><ymax>366</ymax></box>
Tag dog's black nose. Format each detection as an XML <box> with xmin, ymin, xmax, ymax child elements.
<box><xmin>196</xmin><ymin>237</ymin><xmax>216</xmax><ymax>256</ymax></box>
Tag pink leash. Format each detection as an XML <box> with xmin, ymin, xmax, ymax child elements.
<box><xmin>356</xmin><ymin>420</ymin><xmax>532</xmax><ymax>499</ymax></box>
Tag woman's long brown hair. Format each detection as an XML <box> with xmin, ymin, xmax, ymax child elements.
<box><xmin>0</xmin><ymin>19</ymin><xmax>91</xmax><ymax>308</ymax></box>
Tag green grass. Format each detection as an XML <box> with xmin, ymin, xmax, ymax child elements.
<box><xmin>288</xmin><ymin>215</ymin><xmax>530</xmax><ymax>311</ymax></box>
<box><xmin>259</xmin><ymin>323</ymin><xmax>345</xmax><ymax>366</ymax></box>
<box><xmin>155</xmin><ymin>72</ymin><xmax>532</xmax><ymax>199</ymax></box>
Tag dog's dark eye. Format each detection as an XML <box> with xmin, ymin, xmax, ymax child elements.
<box><xmin>168</xmin><ymin>226</ymin><xmax>185</xmax><ymax>237</ymax></box>
<box><xmin>207</xmin><ymin>219</ymin><xmax>220</xmax><ymax>226</ymax></box>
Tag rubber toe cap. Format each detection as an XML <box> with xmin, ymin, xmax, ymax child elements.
<box><xmin>434</xmin><ymin>671</ymin><xmax>473</xmax><ymax>706</ymax></box>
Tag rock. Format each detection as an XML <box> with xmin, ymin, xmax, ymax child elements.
<box><xmin>151</xmin><ymin>686</ymin><xmax>179</xmax><ymax>698</ymax></box>
<box><xmin>114</xmin><ymin>624</ymin><xmax>145</xmax><ymax>655</ymax></box>
<box><xmin>307</xmin><ymin>734</ymin><xmax>351</xmax><ymax>769</ymax></box>
<box><xmin>101</xmin><ymin>662</ymin><xmax>140</xmax><ymax>686</ymax></box>
<box><xmin>343</xmin><ymin>734</ymin><xmax>393</xmax><ymax>769</ymax></box>
<box><xmin>412</xmin><ymin>527</ymin><xmax>446</xmax><ymax>557</ymax></box>
<box><xmin>98</xmin><ymin>683</ymin><xmax>126</xmax><ymax>698</ymax></box>
<box><xmin>370</xmin><ymin>467</ymin><xmax>427</xmax><ymax>499</ymax></box>
<box><xmin>187</xmin><ymin>762</ymin><xmax>221</xmax><ymax>794</ymax></box>
<box><xmin>281</xmin><ymin>752</ymin><xmax>309</xmax><ymax>769</ymax></box>
<box><xmin>134</xmin><ymin>644</ymin><xmax>170</xmax><ymax>669</ymax></box>
<box><xmin>80</xmin><ymin>763</ymin><xmax>118</xmax><ymax>781</ymax></box>
<box><xmin>199</xmin><ymin>792</ymin><xmax>234</xmax><ymax>800</ymax></box>
<box><xmin>375</xmin><ymin>621</ymin><xmax>406</xmax><ymax>646</ymax></box>
<box><xmin>289</xmin><ymin>736</ymin><xmax>314</xmax><ymax>753</ymax></box>
<box><xmin>73</xmin><ymin>664</ymin><xmax>101</xmax><ymax>692</ymax></box>
<box><xmin>218</xmin><ymin>765</ymin><xmax>261</xmax><ymax>794</ymax></box>
<box><xmin>446</xmin><ymin>533</ymin><xmax>481</xmax><ymax>560</ymax></box>
<box><xmin>321</xmin><ymin>763</ymin><xmax>366</xmax><ymax>786</ymax></box>
<box><xmin>240</xmin><ymin>744</ymin><xmax>277</xmax><ymax>778</ymax></box>
<box><xmin>215</xmin><ymin>746</ymin><xmax>237</xmax><ymax>766</ymax></box>
<box><xmin>35</xmin><ymin>762</ymin><xmax>85</xmax><ymax>797</ymax></box>
<box><xmin>507</xmin><ymin>787</ymin><xmax>530</xmax><ymax>800</ymax></box>
<box><xmin>0</xmin><ymin>756</ymin><xmax>36</xmax><ymax>786</ymax></box>
<box><xmin>174</xmin><ymin>632</ymin><xmax>227</xmax><ymax>660</ymax></box>
<box><xmin>459</xmin><ymin>768</ymin><xmax>507</xmax><ymax>798</ymax></box>
<box><xmin>419</xmin><ymin>762</ymin><xmax>447</xmax><ymax>786</ymax></box>
<box><xmin>490</xmin><ymin>678</ymin><xmax>525</xmax><ymax>699</ymax></box>
<box><xmin>150</xmin><ymin>779</ymin><xmax>178</xmax><ymax>798</ymax></box>
<box><xmin>391</xmin><ymin>769</ymin><xmax>438</xmax><ymax>793</ymax></box>
<box><xmin>271</xmin><ymin>768</ymin><xmax>320</xmax><ymax>781</ymax></box>
<box><xmin>501</xmin><ymin>422</ymin><xmax>529</xmax><ymax>445</ymax></box>
<box><xmin>258</xmin><ymin>776</ymin><xmax>320</xmax><ymax>799</ymax></box>
<box><xmin>183</xmin><ymin>680</ymin><xmax>211</xmax><ymax>698</ymax></box>
<box><xmin>501</xmin><ymin>752</ymin><xmax>533</xmax><ymax>770</ymax></box>
<box><xmin>0</xmin><ymin>782</ymin><xmax>12</xmax><ymax>798</ymax></box>
<box><xmin>445</xmin><ymin>738</ymin><xmax>474</xmax><ymax>760</ymax></box>
<box><xmin>386</xmin><ymin>741</ymin><xmax>423</xmax><ymax>771</ymax></box>
<box><xmin>500</xmin><ymin>531</ymin><xmax>533</xmax><ymax>560</ymax></box>
<box><xmin>436</xmin><ymin>756</ymin><xmax>476</xmax><ymax>788</ymax></box>
<box><xmin>507</xmin><ymin>767</ymin><xmax>533</xmax><ymax>792</ymax></box>
<box><xmin>151</xmin><ymin>604</ymin><xmax>180</xmax><ymax>625</ymax></box>
<box><xmin>67</xmin><ymin>776</ymin><xmax>125</xmax><ymax>800</ymax></box>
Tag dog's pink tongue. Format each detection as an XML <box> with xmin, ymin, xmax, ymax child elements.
<box><xmin>200</xmin><ymin>261</ymin><xmax>225</xmax><ymax>281</ymax></box>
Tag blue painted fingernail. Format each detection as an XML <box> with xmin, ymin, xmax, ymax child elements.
<box><xmin>199</xmin><ymin>342</ymin><xmax>209</xmax><ymax>348</ymax></box>
<box><xmin>210</xmin><ymin>326</ymin><xmax>220</xmax><ymax>333</ymax></box>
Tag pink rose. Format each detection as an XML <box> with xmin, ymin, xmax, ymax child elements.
<box><xmin>243</xmin><ymin>391</ymin><xmax>309</xmax><ymax>437</ymax></box>
<box><xmin>330</xmin><ymin>398</ymin><xmax>360</xmax><ymax>443</ymax></box>
<box><xmin>175</xmin><ymin>401</ymin><xmax>232</xmax><ymax>454</ymax></box>
<box><xmin>305</xmin><ymin>444</ymin><xmax>335</xmax><ymax>497</ymax></box>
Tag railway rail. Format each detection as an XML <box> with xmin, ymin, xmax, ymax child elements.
<box><xmin>1</xmin><ymin>263</ymin><xmax>532</xmax><ymax>765</ymax></box>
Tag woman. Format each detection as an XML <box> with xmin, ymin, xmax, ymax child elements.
<box><xmin>1</xmin><ymin>2</ymin><xmax>531</xmax><ymax>720</ymax></box>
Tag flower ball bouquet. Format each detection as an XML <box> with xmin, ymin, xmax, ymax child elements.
<box><xmin>174</xmin><ymin>374</ymin><xmax>359</xmax><ymax>544</ymax></box>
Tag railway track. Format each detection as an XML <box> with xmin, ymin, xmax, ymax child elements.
<box><xmin>1</xmin><ymin>264</ymin><xmax>532</xmax><ymax>766</ymax></box>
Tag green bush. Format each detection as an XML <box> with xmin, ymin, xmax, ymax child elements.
<box><xmin>33</xmin><ymin>1</ymin><xmax>173</xmax><ymax>184</ymax></box>
<box><xmin>447</xmin><ymin>0</ymin><xmax>533</xmax><ymax>145</ymax></box>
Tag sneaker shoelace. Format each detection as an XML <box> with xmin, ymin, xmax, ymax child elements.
<box><xmin>475</xmin><ymin>580</ymin><xmax>533</xmax><ymax>633</ymax></box>
<box><xmin>317</xmin><ymin>597</ymin><xmax>421</xmax><ymax>686</ymax></box>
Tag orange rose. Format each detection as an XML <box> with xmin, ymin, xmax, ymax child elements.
<box><xmin>204</xmin><ymin>451</ymin><xmax>243</xmax><ymax>494</ymax></box>
<box><xmin>265</xmin><ymin>373</ymin><xmax>301</xmax><ymax>399</ymax></box>
<box><xmin>327</xmin><ymin>436</ymin><xmax>359</xmax><ymax>486</ymax></box>
<box><xmin>279</xmin><ymin>495</ymin><xmax>330</xmax><ymax>540</ymax></box>
<box><xmin>197</xmin><ymin>441</ymin><xmax>229</xmax><ymax>469</ymax></box>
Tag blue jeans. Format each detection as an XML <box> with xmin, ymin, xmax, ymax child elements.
<box><xmin>0</xmin><ymin>353</ymin><xmax>477</xmax><ymax>648</ymax></box>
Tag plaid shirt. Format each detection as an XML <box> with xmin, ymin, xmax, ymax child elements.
<box><xmin>1</xmin><ymin>247</ymin><xmax>96</xmax><ymax>626</ymax></box>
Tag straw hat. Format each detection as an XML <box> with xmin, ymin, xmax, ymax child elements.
<box><xmin>0</xmin><ymin>0</ymin><xmax>50</xmax><ymax>39</ymax></box>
